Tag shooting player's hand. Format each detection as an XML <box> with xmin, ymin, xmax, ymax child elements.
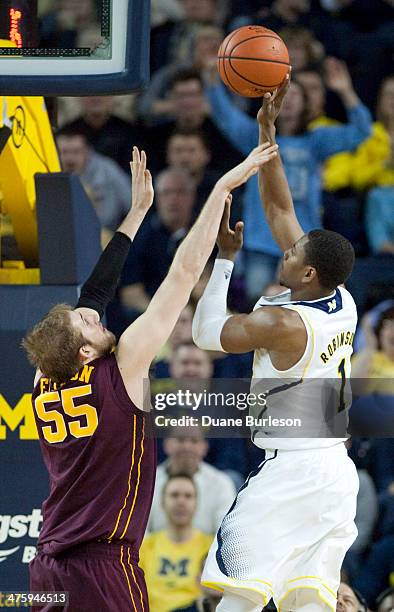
<box><xmin>257</xmin><ymin>70</ymin><xmax>291</xmax><ymax>137</ymax></box>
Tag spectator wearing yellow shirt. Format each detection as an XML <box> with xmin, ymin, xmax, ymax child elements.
<box><xmin>322</xmin><ymin>75</ymin><xmax>394</xmax><ymax>192</ymax></box>
<box><xmin>296</xmin><ymin>71</ymin><xmax>394</xmax><ymax>193</ymax></box>
<box><xmin>352</xmin><ymin>305</ymin><xmax>394</xmax><ymax>395</ymax></box>
<box><xmin>140</xmin><ymin>474</ymin><xmax>212</xmax><ymax>612</ymax></box>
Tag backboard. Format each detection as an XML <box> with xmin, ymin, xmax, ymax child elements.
<box><xmin>0</xmin><ymin>0</ymin><xmax>150</xmax><ymax>95</ymax></box>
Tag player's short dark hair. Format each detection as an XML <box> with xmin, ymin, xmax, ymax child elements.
<box><xmin>170</xmin><ymin>68</ymin><xmax>203</xmax><ymax>91</ymax></box>
<box><xmin>162</xmin><ymin>473</ymin><xmax>197</xmax><ymax>496</ymax></box>
<box><xmin>303</xmin><ymin>229</ymin><xmax>355</xmax><ymax>290</ymax></box>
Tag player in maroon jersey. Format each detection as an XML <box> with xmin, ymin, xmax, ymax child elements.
<box><xmin>22</xmin><ymin>143</ymin><xmax>278</xmax><ymax>611</ymax></box>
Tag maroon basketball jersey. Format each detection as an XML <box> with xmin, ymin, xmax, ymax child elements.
<box><xmin>31</xmin><ymin>353</ymin><xmax>156</xmax><ymax>557</ymax></box>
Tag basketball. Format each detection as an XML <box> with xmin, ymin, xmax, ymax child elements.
<box><xmin>217</xmin><ymin>25</ymin><xmax>290</xmax><ymax>97</ymax></box>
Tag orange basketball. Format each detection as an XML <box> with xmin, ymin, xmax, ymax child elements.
<box><xmin>217</xmin><ymin>25</ymin><xmax>290</xmax><ymax>97</ymax></box>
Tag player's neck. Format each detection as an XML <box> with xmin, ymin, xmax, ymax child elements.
<box><xmin>167</xmin><ymin>523</ymin><xmax>193</xmax><ymax>543</ymax></box>
<box><xmin>290</xmin><ymin>286</ymin><xmax>335</xmax><ymax>302</ymax></box>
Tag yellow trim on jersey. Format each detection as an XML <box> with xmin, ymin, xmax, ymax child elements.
<box><xmin>128</xmin><ymin>546</ymin><xmax>144</xmax><ymax>612</ymax></box>
<box><xmin>287</xmin><ymin>575</ymin><xmax>336</xmax><ymax>598</ymax></box>
<box><xmin>120</xmin><ymin>545</ymin><xmax>138</xmax><ymax>612</ymax></box>
<box><xmin>108</xmin><ymin>414</ymin><xmax>137</xmax><ymax>541</ymax></box>
<box><xmin>278</xmin><ymin>587</ymin><xmax>335</xmax><ymax>612</ymax></box>
<box><xmin>120</xmin><ymin>418</ymin><xmax>145</xmax><ymax>538</ymax></box>
<box><xmin>202</xmin><ymin>579</ymin><xmax>273</xmax><ymax>603</ymax></box>
<box><xmin>278</xmin><ymin>578</ymin><xmax>336</xmax><ymax>612</ymax></box>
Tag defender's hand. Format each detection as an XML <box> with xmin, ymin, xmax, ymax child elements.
<box><xmin>130</xmin><ymin>146</ymin><xmax>154</xmax><ymax>215</ymax></box>
<box><xmin>217</xmin><ymin>142</ymin><xmax>278</xmax><ymax>193</ymax></box>
<box><xmin>217</xmin><ymin>195</ymin><xmax>244</xmax><ymax>261</ymax></box>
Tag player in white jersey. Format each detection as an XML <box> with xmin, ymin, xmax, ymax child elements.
<box><xmin>192</xmin><ymin>75</ymin><xmax>359</xmax><ymax>611</ymax></box>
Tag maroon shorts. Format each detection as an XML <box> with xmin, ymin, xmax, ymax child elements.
<box><xmin>30</xmin><ymin>542</ymin><xmax>149</xmax><ymax>612</ymax></box>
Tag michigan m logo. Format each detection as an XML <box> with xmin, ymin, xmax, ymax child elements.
<box><xmin>0</xmin><ymin>394</ymin><xmax>38</xmax><ymax>440</ymax></box>
<box><xmin>159</xmin><ymin>557</ymin><xmax>190</xmax><ymax>576</ymax></box>
<box><xmin>328</xmin><ymin>299</ymin><xmax>337</xmax><ymax>313</ymax></box>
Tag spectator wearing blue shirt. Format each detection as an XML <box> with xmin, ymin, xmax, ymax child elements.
<box><xmin>366</xmin><ymin>186</ymin><xmax>394</xmax><ymax>255</ymax></box>
<box><xmin>203</xmin><ymin>58</ymin><xmax>372</xmax><ymax>300</ymax></box>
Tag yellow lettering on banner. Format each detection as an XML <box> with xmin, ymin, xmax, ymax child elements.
<box><xmin>62</xmin><ymin>385</ymin><xmax>98</xmax><ymax>438</ymax></box>
<box><xmin>0</xmin><ymin>394</ymin><xmax>38</xmax><ymax>440</ymax></box>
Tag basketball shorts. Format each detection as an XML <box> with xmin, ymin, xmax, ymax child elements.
<box><xmin>201</xmin><ymin>445</ymin><xmax>359</xmax><ymax>611</ymax></box>
<box><xmin>30</xmin><ymin>541</ymin><xmax>148</xmax><ymax>611</ymax></box>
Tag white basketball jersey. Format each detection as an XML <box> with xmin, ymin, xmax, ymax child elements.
<box><xmin>251</xmin><ymin>286</ymin><xmax>357</xmax><ymax>450</ymax></box>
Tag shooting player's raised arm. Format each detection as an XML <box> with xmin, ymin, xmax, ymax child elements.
<box><xmin>257</xmin><ymin>75</ymin><xmax>304</xmax><ymax>252</ymax></box>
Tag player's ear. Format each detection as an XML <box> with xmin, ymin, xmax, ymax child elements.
<box><xmin>302</xmin><ymin>266</ymin><xmax>317</xmax><ymax>283</ymax></box>
<box><xmin>79</xmin><ymin>344</ymin><xmax>94</xmax><ymax>362</ymax></box>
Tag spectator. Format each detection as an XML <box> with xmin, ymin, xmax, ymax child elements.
<box><xmin>145</xmin><ymin>70</ymin><xmax>243</xmax><ymax>174</ymax></box>
<box><xmin>343</xmin><ymin>469</ymin><xmax>379</xmax><ymax>581</ymax></box>
<box><xmin>336</xmin><ymin>582</ymin><xmax>367</xmax><ymax>612</ymax></box>
<box><xmin>39</xmin><ymin>0</ymin><xmax>98</xmax><ymax>49</ymax></box>
<box><xmin>61</xmin><ymin>96</ymin><xmax>147</xmax><ymax>172</ymax></box>
<box><xmin>366</xmin><ymin>186</ymin><xmax>394</xmax><ymax>255</ymax></box>
<box><xmin>325</xmin><ymin>2</ymin><xmax>394</xmax><ymax>111</ymax></box>
<box><xmin>148</xmin><ymin>426</ymin><xmax>236</xmax><ymax>533</ymax></box>
<box><xmin>137</xmin><ymin>25</ymin><xmax>224</xmax><ymax>125</ymax></box>
<box><xmin>353</xmin><ymin>535</ymin><xmax>394</xmax><ymax>607</ymax></box>
<box><xmin>140</xmin><ymin>474</ymin><xmax>212</xmax><ymax>612</ymax></box>
<box><xmin>280</xmin><ymin>25</ymin><xmax>324</xmax><ymax>72</ymax></box>
<box><xmin>377</xmin><ymin>481</ymin><xmax>394</xmax><ymax>542</ymax></box>
<box><xmin>56</xmin><ymin>126</ymin><xmax>130</xmax><ymax>232</ymax></box>
<box><xmin>153</xmin><ymin>342</ymin><xmax>249</xmax><ymax>484</ymax></box>
<box><xmin>150</xmin><ymin>0</ymin><xmax>220</xmax><ymax>73</ymax></box>
<box><xmin>151</xmin><ymin>0</ymin><xmax>184</xmax><ymax>28</ymax></box>
<box><xmin>119</xmin><ymin>168</ymin><xmax>195</xmax><ymax>316</ymax></box>
<box><xmin>203</xmin><ymin>58</ymin><xmax>372</xmax><ymax>299</ymax></box>
<box><xmin>166</xmin><ymin>130</ymin><xmax>222</xmax><ymax>216</ymax></box>
<box><xmin>377</xmin><ymin>587</ymin><xmax>394</xmax><ymax>612</ymax></box>
<box><xmin>351</xmin><ymin>305</ymin><xmax>394</xmax><ymax>394</ymax></box>
<box><xmin>321</xmin><ymin>75</ymin><xmax>394</xmax><ymax>192</ymax></box>
<box><xmin>348</xmin><ymin>439</ymin><xmax>394</xmax><ymax>495</ymax></box>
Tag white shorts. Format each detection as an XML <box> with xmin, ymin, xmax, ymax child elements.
<box><xmin>201</xmin><ymin>444</ymin><xmax>358</xmax><ymax>611</ymax></box>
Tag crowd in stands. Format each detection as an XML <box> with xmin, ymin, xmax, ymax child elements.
<box><xmin>38</xmin><ymin>0</ymin><xmax>394</xmax><ymax>609</ymax></box>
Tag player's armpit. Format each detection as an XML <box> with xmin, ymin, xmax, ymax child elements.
<box><xmin>220</xmin><ymin>307</ymin><xmax>306</xmax><ymax>353</ymax></box>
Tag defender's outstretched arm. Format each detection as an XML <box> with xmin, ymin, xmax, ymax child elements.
<box><xmin>117</xmin><ymin>143</ymin><xmax>278</xmax><ymax>402</ymax></box>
